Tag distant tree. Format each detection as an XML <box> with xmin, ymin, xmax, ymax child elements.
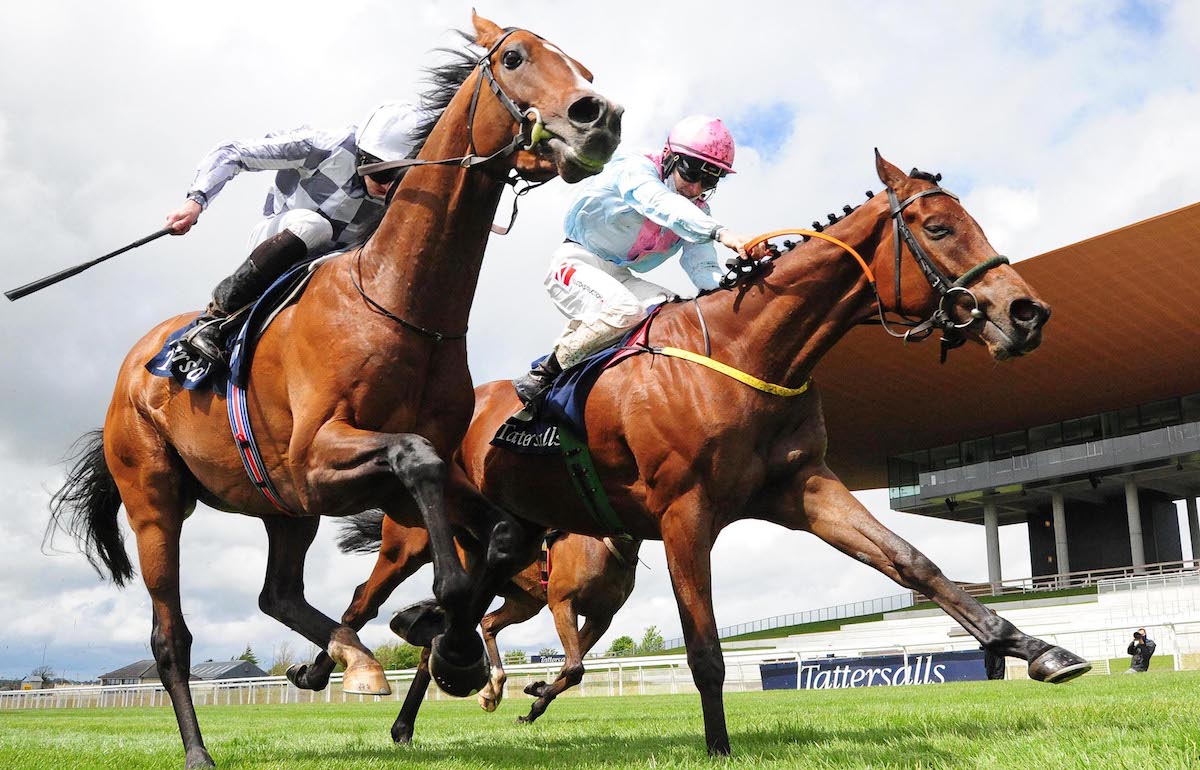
<box><xmin>538</xmin><ymin>647</ymin><xmax>561</xmax><ymax>658</ymax></box>
<box><xmin>374</xmin><ymin>642</ymin><xmax>422</xmax><ymax>671</ymax></box>
<box><xmin>606</xmin><ymin>635</ymin><xmax>635</xmax><ymax>657</ymax></box>
<box><xmin>268</xmin><ymin>642</ymin><xmax>297</xmax><ymax>676</ymax></box>
<box><xmin>503</xmin><ymin>649</ymin><xmax>528</xmax><ymax>666</ymax></box>
<box><xmin>237</xmin><ymin>645</ymin><xmax>258</xmax><ymax>665</ymax></box>
<box><xmin>31</xmin><ymin>665</ymin><xmax>55</xmax><ymax>683</ymax></box>
<box><xmin>636</xmin><ymin>626</ymin><xmax>664</xmax><ymax>655</ymax></box>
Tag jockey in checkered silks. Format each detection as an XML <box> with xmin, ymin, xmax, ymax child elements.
<box><xmin>162</xmin><ymin>101</ymin><xmax>424</xmax><ymax>365</ymax></box>
<box><xmin>512</xmin><ymin>115</ymin><xmax>756</xmax><ymax>407</ymax></box>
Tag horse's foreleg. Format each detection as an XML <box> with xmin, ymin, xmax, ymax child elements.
<box><xmin>304</xmin><ymin>423</ymin><xmax>486</xmax><ymax>696</ymax></box>
<box><xmin>787</xmin><ymin>468</ymin><xmax>1090</xmax><ymax>682</ymax></box>
<box><xmin>391</xmin><ymin>646</ymin><xmax>432</xmax><ymax>744</ymax></box>
<box><xmin>520</xmin><ymin>604</ymin><xmax>610</xmax><ymax>724</ymax></box>
<box><xmin>661</xmin><ymin>499</ymin><xmax>730</xmax><ymax>756</ymax></box>
<box><xmin>477</xmin><ymin>590</ymin><xmax>543</xmax><ymax>712</ymax></box>
<box><xmin>292</xmin><ymin>522</ymin><xmax>431</xmax><ymax>692</ymax></box>
<box><xmin>258</xmin><ymin>517</ymin><xmax>389</xmax><ymax>695</ymax></box>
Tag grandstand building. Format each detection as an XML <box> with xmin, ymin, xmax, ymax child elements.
<box><xmin>817</xmin><ymin>201</ymin><xmax>1200</xmax><ymax>590</ymax></box>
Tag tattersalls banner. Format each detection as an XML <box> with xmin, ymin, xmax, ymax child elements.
<box><xmin>796</xmin><ymin>650</ymin><xmax>987</xmax><ymax>690</ymax></box>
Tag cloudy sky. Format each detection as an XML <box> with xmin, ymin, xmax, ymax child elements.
<box><xmin>2</xmin><ymin>0</ymin><xmax>1198</xmax><ymax>681</ymax></box>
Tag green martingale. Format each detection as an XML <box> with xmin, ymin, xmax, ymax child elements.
<box><xmin>1</xmin><ymin>672</ymin><xmax>1197</xmax><ymax>769</ymax></box>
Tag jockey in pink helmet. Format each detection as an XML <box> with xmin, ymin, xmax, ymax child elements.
<box><xmin>513</xmin><ymin>115</ymin><xmax>757</xmax><ymax>407</ymax></box>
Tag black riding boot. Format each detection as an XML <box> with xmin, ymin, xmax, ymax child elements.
<box><xmin>513</xmin><ymin>354</ymin><xmax>563</xmax><ymax>408</ymax></box>
<box><xmin>182</xmin><ymin>230</ymin><xmax>308</xmax><ymax>364</ymax></box>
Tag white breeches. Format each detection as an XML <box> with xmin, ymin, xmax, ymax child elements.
<box><xmin>247</xmin><ymin>209</ymin><xmax>334</xmax><ymax>253</ymax></box>
<box><xmin>544</xmin><ymin>241</ymin><xmax>672</xmax><ymax>368</ymax></box>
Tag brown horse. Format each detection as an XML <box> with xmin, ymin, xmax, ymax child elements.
<box><xmin>408</xmin><ymin>153</ymin><xmax>1089</xmax><ymax>755</ymax></box>
<box><xmin>47</xmin><ymin>14</ymin><xmax>621</xmax><ymax>769</ymax></box>
<box><xmin>331</xmin><ymin>515</ymin><xmax>640</xmax><ymax>733</ymax></box>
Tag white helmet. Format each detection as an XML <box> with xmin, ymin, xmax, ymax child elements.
<box><xmin>356</xmin><ymin>101</ymin><xmax>421</xmax><ymax>162</ymax></box>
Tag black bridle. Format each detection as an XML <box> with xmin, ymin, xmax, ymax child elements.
<box><xmin>350</xmin><ymin>27</ymin><xmax>554</xmax><ymax>342</ymax></box>
<box><xmin>880</xmin><ymin>186</ymin><xmax>1010</xmax><ymax>357</ymax></box>
<box><xmin>721</xmin><ymin>183</ymin><xmax>1011</xmax><ymax>362</ymax></box>
<box><xmin>356</xmin><ymin>27</ymin><xmax>549</xmax><ymax>186</ymax></box>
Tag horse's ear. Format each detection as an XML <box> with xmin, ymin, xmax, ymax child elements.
<box><xmin>874</xmin><ymin>148</ymin><xmax>908</xmax><ymax>192</ymax></box>
<box><xmin>471</xmin><ymin>9</ymin><xmax>504</xmax><ymax>49</ymax></box>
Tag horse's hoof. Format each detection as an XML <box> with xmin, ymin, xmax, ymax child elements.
<box><xmin>390</xmin><ymin>599</ymin><xmax>446</xmax><ymax>648</ymax></box>
<box><xmin>429</xmin><ymin>633</ymin><xmax>489</xmax><ymax>698</ymax></box>
<box><xmin>286</xmin><ymin>663</ymin><xmax>327</xmax><ymax>692</ymax></box>
<box><xmin>1028</xmin><ymin>646</ymin><xmax>1092</xmax><ymax>683</ymax></box>
<box><xmin>523</xmin><ymin>680</ymin><xmax>547</xmax><ymax>698</ymax></box>
<box><xmin>342</xmin><ymin>663</ymin><xmax>392</xmax><ymax>696</ymax></box>
<box><xmin>391</xmin><ymin>722</ymin><xmax>414</xmax><ymax>745</ymax></box>
<box><xmin>477</xmin><ymin>692</ymin><xmax>499</xmax><ymax>712</ymax></box>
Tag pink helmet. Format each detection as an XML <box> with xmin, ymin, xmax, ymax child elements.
<box><xmin>665</xmin><ymin>115</ymin><xmax>736</xmax><ymax>174</ymax></box>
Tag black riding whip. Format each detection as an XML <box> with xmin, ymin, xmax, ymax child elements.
<box><xmin>5</xmin><ymin>227</ymin><xmax>174</xmax><ymax>301</ymax></box>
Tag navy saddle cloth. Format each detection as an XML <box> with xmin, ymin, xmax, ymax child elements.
<box><xmin>490</xmin><ymin>307</ymin><xmax>659</xmax><ymax>455</ymax></box>
<box><xmin>145</xmin><ymin>257</ymin><xmax>322</xmax><ymax>392</ymax></box>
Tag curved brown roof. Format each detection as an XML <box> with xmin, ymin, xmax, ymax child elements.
<box><xmin>819</xmin><ymin>201</ymin><xmax>1200</xmax><ymax>490</ymax></box>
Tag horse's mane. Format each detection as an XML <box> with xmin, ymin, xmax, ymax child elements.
<box><xmin>352</xmin><ymin>31</ymin><xmax>482</xmax><ymax>247</ymax></box>
<box><xmin>670</xmin><ymin>165</ymin><xmax>945</xmax><ymax>303</ymax></box>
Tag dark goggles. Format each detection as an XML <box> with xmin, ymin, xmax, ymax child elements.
<box><xmin>358</xmin><ymin>153</ymin><xmax>403</xmax><ymax>185</ymax></box>
<box><xmin>673</xmin><ymin>154</ymin><xmax>726</xmax><ymax>189</ymax></box>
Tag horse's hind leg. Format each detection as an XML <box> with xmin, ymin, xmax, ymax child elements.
<box><xmin>290</xmin><ymin>520</ymin><xmax>431</xmax><ymax>692</ymax></box>
<box><xmin>791</xmin><ymin>469</ymin><xmax>1091</xmax><ymax>682</ymax></box>
<box><xmin>258</xmin><ymin>516</ymin><xmax>389</xmax><ymax>695</ymax></box>
<box><xmin>477</xmin><ymin>589</ymin><xmax>544</xmax><ymax>712</ymax></box>
<box><xmin>116</xmin><ymin>454</ymin><xmax>213</xmax><ymax>768</ymax></box>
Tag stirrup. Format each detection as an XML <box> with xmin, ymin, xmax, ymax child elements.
<box><xmin>179</xmin><ymin>316</ymin><xmax>229</xmax><ymax>366</ymax></box>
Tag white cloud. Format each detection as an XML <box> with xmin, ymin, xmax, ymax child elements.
<box><xmin>1</xmin><ymin>0</ymin><xmax>1197</xmax><ymax>679</ymax></box>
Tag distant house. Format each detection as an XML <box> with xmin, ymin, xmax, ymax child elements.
<box><xmin>98</xmin><ymin>659</ymin><xmax>266</xmax><ymax>686</ymax></box>
<box><xmin>190</xmin><ymin>660</ymin><xmax>267</xmax><ymax>680</ymax></box>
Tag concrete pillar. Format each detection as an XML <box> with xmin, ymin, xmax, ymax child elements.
<box><xmin>1186</xmin><ymin>496</ymin><xmax>1199</xmax><ymax>567</ymax></box>
<box><xmin>1125</xmin><ymin>480</ymin><xmax>1146</xmax><ymax>572</ymax></box>
<box><xmin>1051</xmin><ymin>491</ymin><xmax>1070</xmax><ymax>586</ymax></box>
<box><xmin>984</xmin><ymin>504</ymin><xmax>1002</xmax><ymax>594</ymax></box>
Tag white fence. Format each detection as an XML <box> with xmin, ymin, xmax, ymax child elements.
<box><xmin>5</xmin><ymin>620</ymin><xmax>1199</xmax><ymax>711</ymax></box>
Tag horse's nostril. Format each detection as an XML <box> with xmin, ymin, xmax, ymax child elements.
<box><xmin>1010</xmin><ymin>298</ymin><xmax>1045</xmax><ymax>328</ymax></box>
<box><xmin>568</xmin><ymin>95</ymin><xmax>603</xmax><ymax>126</ymax></box>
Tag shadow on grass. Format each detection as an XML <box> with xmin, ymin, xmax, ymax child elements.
<box><xmin>274</xmin><ymin>714</ymin><xmax>1040</xmax><ymax>769</ymax></box>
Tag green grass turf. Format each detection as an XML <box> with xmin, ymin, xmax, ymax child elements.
<box><xmin>1</xmin><ymin>670</ymin><xmax>1196</xmax><ymax>769</ymax></box>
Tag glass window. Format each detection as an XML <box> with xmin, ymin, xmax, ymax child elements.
<box><xmin>1029</xmin><ymin>423</ymin><xmax>1064</xmax><ymax>452</ymax></box>
<box><xmin>961</xmin><ymin>437</ymin><xmax>993</xmax><ymax>465</ymax></box>
<box><xmin>1102</xmin><ymin>407</ymin><xmax>1139</xmax><ymax>438</ymax></box>
<box><xmin>929</xmin><ymin>443</ymin><xmax>961</xmax><ymax>470</ymax></box>
<box><xmin>1062</xmin><ymin>415</ymin><xmax>1102</xmax><ymax>443</ymax></box>
<box><xmin>992</xmin><ymin>429</ymin><xmax>1029</xmax><ymax>459</ymax></box>
<box><xmin>1184</xmin><ymin>393</ymin><xmax>1200</xmax><ymax>423</ymax></box>
<box><xmin>1140</xmin><ymin>398</ymin><xmax>1182</xmax><ymax>429</ymax></box>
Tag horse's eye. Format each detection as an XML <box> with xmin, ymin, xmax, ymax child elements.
<box><xmin>924</xmin><ymin>223</ymin><xmax>952</xmax><ymax>239</ymax></box>
<box><xmin>502</xmin><ymin>50</ymin><xmax>523</xmax><ymax>70</ymax></box>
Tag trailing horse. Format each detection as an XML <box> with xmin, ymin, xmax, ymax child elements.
<box><xmin>333</xmin><ymin>513</ymin><xmax>640</xmax><ymax>734</ymax></box>
<box><xmin>389</xmin><ymin>152</ymin><xmax>1089</xmax><ymax>755</ymax></box>
<box><xmin>47</xmin><ymin>14</ymin><xmax>621</xmax><ymax>770</ymax></box>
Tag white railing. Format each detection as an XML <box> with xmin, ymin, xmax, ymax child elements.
<box><xmin>5</xmin><ymin>619</ymin><xmax>1198</xmax><ymax>711</ymax></box>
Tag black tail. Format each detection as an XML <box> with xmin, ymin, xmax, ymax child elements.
<box><xmin>46</xmin><ymin>430</ymin><xmax>135</xmax><ymax>587</ymax></box>
<box><xmin>335</xmin><ymin>509</ymin><xmax>386</xmax><ymax>554</ymax></box>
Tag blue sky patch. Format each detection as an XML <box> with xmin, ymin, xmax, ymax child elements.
<box><xmin>727</xmin><ymin>102</ymin><xmax>796</xmax><ymax>160</ymax></box>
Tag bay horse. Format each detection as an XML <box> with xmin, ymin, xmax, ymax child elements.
<box><xmin>401</xmin><ymin>152</ymin><xmax>1090</xmax><ymax>755</ymax></box>
<box><xmin>330</xmin><ymin>513</ymin><xmax>641</xmax><ymax>734</ymax></box>
<box><xmin>47</xmin><ymin>13</ymin><xmax>621</xmax><ymax>769</ymax></box>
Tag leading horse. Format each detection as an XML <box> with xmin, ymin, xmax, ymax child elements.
<box><xmin>48</xmin><ymin>14</ymin><xmax>621</xmax><ymax>769</ymax></box>
<box><xmin>393</xmin><ymin>152</ymin><xmax>1091</xmax><ymax>755</ymax></box>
